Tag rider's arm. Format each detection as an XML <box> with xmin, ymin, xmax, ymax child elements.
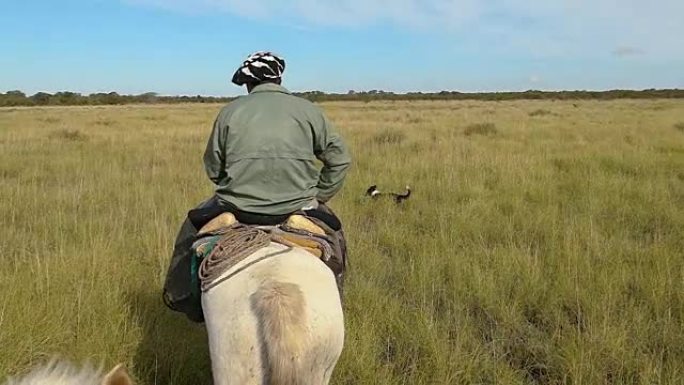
<box><xmin>312</xmin><ymin>110</ymin><xmax>351</xmax><ymax>203</ymax></box>
<box><xmin>203</xmin><ymin>116</ymin><xmax>227</xmax><ymax>185</ymax></box>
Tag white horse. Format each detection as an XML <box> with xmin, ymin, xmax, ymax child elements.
<box><xmin>202</xmin><ymin>242</ymin><xmax>345</xmax><ymax>385</ymax></box>
<box><xmin>5</xmin><ymin>234</ymin><xmax>343</xmax><ymax>385</ymax></box>
<box><xmin>3</xmin><ymin>361</ymin><xmax>132</xmax><ymax>385</ymax></box>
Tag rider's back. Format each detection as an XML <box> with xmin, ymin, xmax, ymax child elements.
<box><xmin>205</xmin><ymin>82</ymin><xmax>349</xmax><ymax>216</ymax></box>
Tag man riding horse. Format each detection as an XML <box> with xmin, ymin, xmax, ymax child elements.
<box><xmin>163</xmin><ymin>51</ymin><xmax>351</xmax><ymax>322</ymax></box>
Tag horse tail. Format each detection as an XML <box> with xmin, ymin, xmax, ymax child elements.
<box><xmin>252</xmin><ymin>280</ymin><xmax>308</xmax><ymax>385</ymax></box>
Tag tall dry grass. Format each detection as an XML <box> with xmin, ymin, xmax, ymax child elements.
<box><xmin>1</xmin><ymin>99</ymin><xmax>683</xmax><ymax>384</ymax></box>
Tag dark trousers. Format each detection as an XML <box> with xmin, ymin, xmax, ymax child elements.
<box><xmin>163</xmin><ymin>196</ymin><xmax>346</xmax><ymax>322</ymax></box>
<box><xmin>163</xmin><ymin>197</ymin><xmax>218</xmax><ymax>322</ymax></box>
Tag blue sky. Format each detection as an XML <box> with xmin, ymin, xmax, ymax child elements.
<box><xmin>1</xmin><ymin>0</ymin><xmax>683</xmax><ymax>96</ymax></box>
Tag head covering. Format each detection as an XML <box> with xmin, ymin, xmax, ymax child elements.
<box><xmin>231</xmin><ymin>51</ymin><xmax>286</xmax><ymax>86</ymax></box>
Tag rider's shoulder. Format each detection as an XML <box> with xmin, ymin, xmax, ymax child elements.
<box><xmin>216</xmin><ymin>96</ymin><xmax>251</xmax><ymax>117</ymax></box>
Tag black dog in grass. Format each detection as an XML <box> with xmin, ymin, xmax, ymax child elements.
<box><xmin>365</xmin><ymin>185</ymin><xmax>411</xmax><ymax>203</ymax></box>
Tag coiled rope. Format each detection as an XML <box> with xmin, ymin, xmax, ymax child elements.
<box><xmin>198</xmin><ymin>225</ymin><xmax>271</xmax><ymax>292</ymax></box>
<box><xmin>198</xmin><ymin>224</ymin><xmax>334</xmax><ymax>293</ymax></box>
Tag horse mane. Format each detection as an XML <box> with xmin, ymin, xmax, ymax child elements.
<box><xmin>3</xmin><ymin>360</ymin><xmax>103</xmax><ymax>385</ymax></box>
<box><xmin>5</xmin><ymin>361</ymin><xmax>132</xmax><ymax>385</ymax></box>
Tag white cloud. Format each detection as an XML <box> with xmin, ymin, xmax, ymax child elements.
<box><xmin>125</xmin><ymin>0</ymin><xmax>684</xmax><ymax>58</ymax></box>
<box><xmin>125</xmin><ymin>0</ymin><xmax>483</xmax><ymax>27</ymax></box>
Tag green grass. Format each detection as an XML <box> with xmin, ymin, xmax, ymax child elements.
<box><xmin>1</xmin><ymin>100</ymin><xmax>683</xmax><ymax>384</ymax></box>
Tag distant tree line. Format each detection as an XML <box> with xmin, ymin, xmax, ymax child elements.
<box><xmin>1</xmin><ymin>88</ymin><xmax>683</xmax><ymax>107</ymax></box>
<box><xmin>296</xmin><ymin>89</ymin><xmax>684</xmax><ymax>102</ymax></box>
<box><xmin>0</xmin><ymin>91</ymin><xmax>234</xmax><ymax>107</ymax></box>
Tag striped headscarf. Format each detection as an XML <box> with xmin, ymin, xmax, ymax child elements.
<box><xmin>231</xmin><ymin>51</ymin><xmax>286</xmax><ymax>86</ymax></box>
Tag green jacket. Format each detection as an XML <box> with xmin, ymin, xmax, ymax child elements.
<box><xmin>203</xmin><ymin>83</ymin><xmax>351</xmax><ymax>215</ymax></box>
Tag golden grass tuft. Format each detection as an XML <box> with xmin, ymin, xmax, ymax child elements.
<box><xmin>529</xmin><ymin>109</ymin><xmax>554</xmax><ymax>117</ymax></box>
<box><xmin>372</xmin><ymin>129</ymin><xmax>406</xmax><ymax>145</ymax></box>
<box><xmin>49</xmin><ymin>129</ymin><xmax>88</xmax><ymax>141</ymax></box>
<box><xmin>463</xmin><ymin>122</ymin><xmax>497</xmax><ymax>136</ymax></box>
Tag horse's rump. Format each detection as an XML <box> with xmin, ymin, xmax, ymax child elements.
<box><xmin>202</xmin><ymin>245</ymin><xmax>344</xmax><ymax>385</ymax></box>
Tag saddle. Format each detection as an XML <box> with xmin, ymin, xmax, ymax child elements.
<box><xmin>196</xmin><ymin>212</ymin><xmax>329</xmax><ymax>259</ymax></box>
<box><xmin>168</xmin><ymin>205</ymin><xmax>346</xmax><ymax>323</ymax></box>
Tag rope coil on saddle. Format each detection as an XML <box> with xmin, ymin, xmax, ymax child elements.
<box><xmin>198</xmin><ymin>225</ymin><xmax>270</xmax><ymax>292</ymax></box>
<box><xmin>197</xmin><ymin>224</ymin><xmax>335</xmax><ymax>293</ymax></box>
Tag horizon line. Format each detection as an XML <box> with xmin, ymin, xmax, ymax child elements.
<box><xmin>3</xmin><ymin>87</ymin><xmax>684</xmax><ymax>98</ymax></box>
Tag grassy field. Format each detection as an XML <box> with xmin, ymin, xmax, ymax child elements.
<box><xmin>1</xmin><ymin>99</ymin><xmax>683</xmax><ymax>384</ymax></box>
